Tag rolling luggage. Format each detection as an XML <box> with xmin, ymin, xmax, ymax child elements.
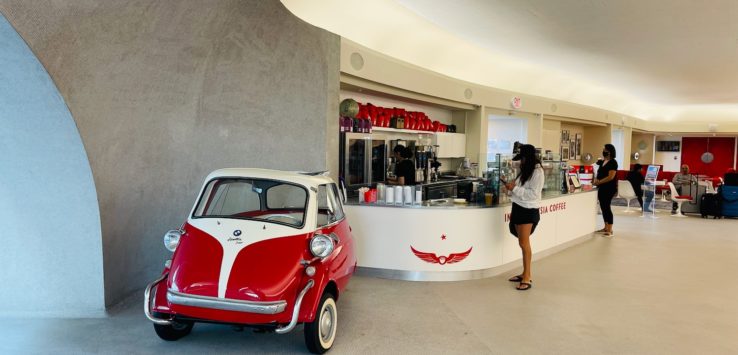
<box><xmin>720</xmin><ymin>185</ymin><xmax>738</xmax><ymax>218</ymax></box>
<box><xmin>700</xmin><ymin>193</ymin><xmax>722</xmax><ymax>219</ymax></box>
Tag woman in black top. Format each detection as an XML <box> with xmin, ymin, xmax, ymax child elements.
<box><xmin>388</xmin><ymin>145</ymin><xmax>415</xmax><ymax>185</ymax></box>
<box><xmin>594</xmin><ymin>144</ymin><xmax>618</xmax><ymax>237</ymax></box>
<box><xmin>626</xmin><ymin>164</ymin><xmax>645</xmax><ymax>208</ymax></box>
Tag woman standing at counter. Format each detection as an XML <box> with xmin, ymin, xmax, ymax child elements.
<box><xmin>594</xmin><ymin>144</ymin><xmax>618</xmax><ymax>237</ymax></box>
<box><xmin>504</xmin><ymin>144</ymin><xmax>544</xmax><ymax>291</ymax></box>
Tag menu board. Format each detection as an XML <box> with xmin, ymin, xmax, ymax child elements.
<box><xmin>645</xmin><ymin>165</ymin><xmax>660</xmax><ymax>181</ymax></box>
<box><xmin>656</xmin><ymin>141</ymin><xmax>680</xmax><ymax>151</ymax></box>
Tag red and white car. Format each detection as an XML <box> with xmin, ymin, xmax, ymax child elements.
<box><xmin>144</xmin><ymin>168</ymin><xmax>356</xmax><ymax>353</ymax></box>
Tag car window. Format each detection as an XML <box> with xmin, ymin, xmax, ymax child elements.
<box><xmin>199</xmin><ymin>180</ymin><xmax>261</xmax><ymax>216</ymax></box>
<box><xmin>329</xmin><ymin>184</ymin><xmax>345</xmax><ymax>221</ymax></box>
<box><xmin>317</xmin><ymin>184</ymin><xmax>345</xmax><ymax>228</ymax></box>
<box><xmin>193</xmin><ymin>178</ymin><xmax>307</xmax><ymax>228</ymax></box>
<box><xmin>266</xmin><ymin>184</ymin><xmax>306</xmax><ymax>209</ymax></box>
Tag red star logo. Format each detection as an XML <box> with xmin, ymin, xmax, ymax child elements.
<box><xmin>441</xmin><ymin>234</ymin><xmax>447</xmax><ymax>240</ymax></box>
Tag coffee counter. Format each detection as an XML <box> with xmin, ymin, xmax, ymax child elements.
<box><xmin>343</xmin><ymin>189</ymin><xmax>598</xmax><ymax>281</ymax></box>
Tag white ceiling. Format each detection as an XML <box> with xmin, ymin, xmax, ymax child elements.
<box><xmin>282</xmin><ymin>0</ymin><xmax>738</xmax><ymax>122</ymax></box>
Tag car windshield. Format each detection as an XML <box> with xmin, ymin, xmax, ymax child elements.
<box><xmin>193</xmin><ymin>178</ymin><xmax>308</xmax><ymax>228</ymax></box>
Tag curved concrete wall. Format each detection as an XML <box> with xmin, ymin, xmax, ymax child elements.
<box><xmin>0</xmin><ymin>0</ymin><xmax>339</xmax><ymax>306</ymax></box>
<box><xmin>0</xmin><ymin>14</ymin><xmax>105</xmax><ymax>316</ymax></box>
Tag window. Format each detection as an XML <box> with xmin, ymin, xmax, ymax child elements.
<box><xmin>487</xmin><ymin>115</ymin><xmax>528</xmax><ymax>162</ymax></box>
<box><xmin>193</xmin><ymin>178</ymin><xmax>307</xmax><ymax>228</ymax></box>
<box><xmin>316</xmin><ymin>184</ymin><xmax>345</xmax><ymax>227</ymax></box>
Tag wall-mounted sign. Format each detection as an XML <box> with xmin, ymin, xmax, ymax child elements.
<box><xmin>511</xmin><ymin>96</ymin><xmax>522</xmax><ymax>109</ymax></box>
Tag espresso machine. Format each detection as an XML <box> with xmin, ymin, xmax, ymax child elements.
<box><xmin>430</xmin><ymin>145</ymin><xmax>442</xmax><ymax>181</ymax></box>
<box><xmin>412</xmin><ymin>144</ymin><xmax>439</xmax><ymax>183</ymax></box>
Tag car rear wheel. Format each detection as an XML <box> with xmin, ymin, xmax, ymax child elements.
<box><xmin>304</xmin><ymin>292</ymin><xmax>337</xmax><ymax>354</ymax></box>
<box><xmin>154</xmin><ymin>320</ymin><xmax>194</xmax><ymax>341</ymax></box>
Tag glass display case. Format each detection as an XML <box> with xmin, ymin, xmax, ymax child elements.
<box><xmin>485</xmin><ymin>154</ymin><xmax>517</xmax><ymax>205</ymax></box>
<box><xmin>541</xmin><ymin>160</ymin><xmax>567</xmax><ymax>197</ymax></box>
<box><xmin>485</xmin><ymin>154</ymin><xmax>569</xmax><ymax>205</ymax></box>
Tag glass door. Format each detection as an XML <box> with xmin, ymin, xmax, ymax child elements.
<box><xmin>345</xmin><ymin>134</ymin><xmax>368</xmax><ymax>186</ymax></box>
<box><xmin>371</xmin><ymin>138</ymin><xmax>387</xmax><ymax>183</ymax></box>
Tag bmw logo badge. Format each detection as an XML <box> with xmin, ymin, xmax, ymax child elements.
<box><xmin>233</xmin><ymin>230</ymin><xmax>242</xmax><ymax>237</ymax></box>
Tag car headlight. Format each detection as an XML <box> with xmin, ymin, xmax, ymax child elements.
<box><xmin>163</xmin><ymin>230</ymin><xmax>182</xmax><ymax>252</ymax></box>
<box><xmin>310</xmin><ymin>234</ymin><xmax>334</xmax><ymax>258</ymax></box>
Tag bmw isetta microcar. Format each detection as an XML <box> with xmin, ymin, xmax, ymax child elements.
<box><xmin>144</xmin><ymin>168</ymin><xmax>356</xmax><ymax>353</ymax></box>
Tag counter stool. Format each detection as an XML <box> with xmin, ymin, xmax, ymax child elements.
<box><xmin>668</xmin><ymin>182</ymin><xmax>691</xmax><ymax>217</ymax></box>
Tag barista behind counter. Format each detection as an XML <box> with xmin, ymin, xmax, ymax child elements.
<box><xmin>387</xmin><ymin>145</ymin><xmax>416</xmax><ymax>185</ymax></box>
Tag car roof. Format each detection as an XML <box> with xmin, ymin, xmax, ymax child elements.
<box><xmin>205</xmin><ymin>168</ymin><xmax>336</xmax><ymax>189</ymax></box>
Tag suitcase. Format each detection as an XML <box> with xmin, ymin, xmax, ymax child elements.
<box><xmin>720</xmin><ymin>185</ymin><xmax>738</xmax><ymax>217</ymax></box>
<box><xmin>700</xmin><ymin>193</ymin><xmax>722</xmax><ymax>219</ymax></box>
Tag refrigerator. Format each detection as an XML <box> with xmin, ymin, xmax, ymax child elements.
<box><xmin>341</xmin><ymin>133</ymin><xmax>388</xmax><ymax>191</ymax></box>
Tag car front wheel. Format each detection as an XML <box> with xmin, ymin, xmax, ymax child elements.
<box><xmin>304</xmin><ymin>292</ymin><xmax>337</xmax><ymax>354</ymax></box>
<box><xmin>154</xmin><ymin>320</ymin><xmax>194</xmax><ymax>341</ymax></box>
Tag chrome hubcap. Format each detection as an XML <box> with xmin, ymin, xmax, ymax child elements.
<box><xmin>319</xmin><ymin>305</ymin><xmax>335</xmax><ymax>342</ymax></box>
<box><xmin>171</xmin><ymin>321</ymin><xmax>188</xmax><ymax>331</ymax></box>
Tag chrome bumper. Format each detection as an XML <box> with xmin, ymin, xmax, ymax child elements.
<box><xmin>147</xmin><ymin>273</ymin><xmax>315</xmax><ymax>335</ymax></box>
<box><xmin>144</xmin><ymin>272</ymin><xmax>173</xmax><ymax>325</ymax></box>
<box><xmin>275</xmin><ymin>279</ymin><xmax>314</xmax><ymax>334</ymax></box>
<box><xmin>166</xmin><ymin>290</ymin><xmax>287</xmax><ymax>314</ymax></box>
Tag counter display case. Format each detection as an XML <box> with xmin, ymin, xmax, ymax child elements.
<box><xmin>486</xmin><ymin>154</ymin><xmax>570</xmax><ymax>204</ymax></box>
<box><xmin>486</xmin><ymin>154</ymin><xmax>517</xmax><ymax>205</ymax></box>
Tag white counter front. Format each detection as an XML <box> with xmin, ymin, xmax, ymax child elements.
<box><xmin>344</xmin><ymin>190</ymin><xmax>598</xmax><ymax>281</ymax></box>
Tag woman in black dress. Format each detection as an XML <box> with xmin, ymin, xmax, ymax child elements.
<box><xmin>594</xmin><ymin>144</ymin><xmax>618</xmax><ymax>237</ymax></box>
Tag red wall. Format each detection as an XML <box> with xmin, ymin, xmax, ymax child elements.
<box><xmin>680</xmin><ymin>137</ymin><xmax>736</xmax><ymax>177</ymax></box>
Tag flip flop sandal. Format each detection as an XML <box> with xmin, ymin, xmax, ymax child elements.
<box><xmin>509</xmin><ymin>275</ymin><xmax>533</xmax><ymax>283</ymax></box>
<box><xmin>595</xmin><ymin>228</ymin><xmax>607</xmax><ymax>234</ymax></box>
<box><xmin>516</xmin><ymin>282</ymin><xmax>533</xmax><ymax>291</ymax></box>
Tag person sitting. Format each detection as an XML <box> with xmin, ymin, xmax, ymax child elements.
<box><xmin>626</xmin><ymin>164</ymin><xmax>645</xmax><ymax>209</ymax></box>
<box><xmin>671</xmin><ymin>164</ymin><xmax>697</xmax><ymax>214</ymax></box>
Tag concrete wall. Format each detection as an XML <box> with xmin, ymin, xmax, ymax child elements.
<box><xmin>0</xmin><ymin>14</ymin><xmax>105</xmax><ymax>316</ymax></box>
<box><xmin>0</xmin><ymin>0</ymin><xmax>339</xmax><ymax>306</ymax></box>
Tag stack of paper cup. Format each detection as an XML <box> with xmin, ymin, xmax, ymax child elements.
<box><xmin>386</xmin><ymin>186</ymin><xmax>395</xmax><ymax>204</ymax></box>
<box><xmin>376</xmin><ymin>183</ymin><xmax>386</xmax><ymax>204</ymax></box>
<box><xmin>394</xmin><ymin>186</ymin><xmax>403</xmax><ymax>205</ymax></box>
<box><xmin>358</xmin><ymin>187</ymin><xmax>369</xmax><ymax>203</ymax></box>
<box><xmin>403</xmin><ymin>186</ymin><xmax>413</xmax><ymax>205</ymax></box>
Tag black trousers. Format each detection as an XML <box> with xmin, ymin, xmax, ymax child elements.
<box><xmin>671</xmin><ymin>186</ymin><xmax>682</xmax><ymax>211</ymax></box>
<box><xmin>598</xmin><ymin>188</ymin><xmax>617</xmax><ymax>224</ymax></box>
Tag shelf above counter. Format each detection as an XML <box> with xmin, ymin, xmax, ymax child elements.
<box><xmin>370</xmin><ymin>126</ymin><xmax>463</xmax><ymax>135</ymax></box>
<box><xmin>372</xmin><ymin>126</ymin><xmax>437</xmax><ymax>135</ymax></box>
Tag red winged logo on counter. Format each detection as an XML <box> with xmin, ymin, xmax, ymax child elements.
<box><xmin>410</xmin><ymin>246</ymin><xmax>473</xmax><ymax>265</ymax></box>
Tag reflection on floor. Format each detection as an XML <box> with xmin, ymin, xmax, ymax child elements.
<box><xmin>2</xmin><ymin>209</ymin><xmax>737</xmax><ymax>354</ymax></box>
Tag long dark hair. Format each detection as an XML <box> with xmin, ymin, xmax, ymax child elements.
<box><xmin>604</xmin><ymin>144</ymin><xmax>616</xmax><ymax>159</ymax></box>
<box><xmin>518</xmin><ymin>154</ymin><xmax>542</xmax><ymax>186</ymax></box>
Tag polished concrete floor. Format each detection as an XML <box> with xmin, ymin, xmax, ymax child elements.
<box><xmin>2</xmin><ymin>209</ymin><xmax>737</xmax><ymax>354</ymax></box>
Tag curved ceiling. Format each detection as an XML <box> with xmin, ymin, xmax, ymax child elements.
<box><xmin>282</xmin><ymin>0</ymin><xmax>738</xmax><ymax>122</ymax></box>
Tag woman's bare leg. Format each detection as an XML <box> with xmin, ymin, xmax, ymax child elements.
<box><xmin>515</xmin><ymin>223</ymin><xmax>533</xmax><ymax>288</ymax></box>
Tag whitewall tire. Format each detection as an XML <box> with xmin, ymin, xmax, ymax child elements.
<box><xmin>305</xmin><ymin>292</ymin><xmax>337</xmax><ymax>354</ymax></box>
